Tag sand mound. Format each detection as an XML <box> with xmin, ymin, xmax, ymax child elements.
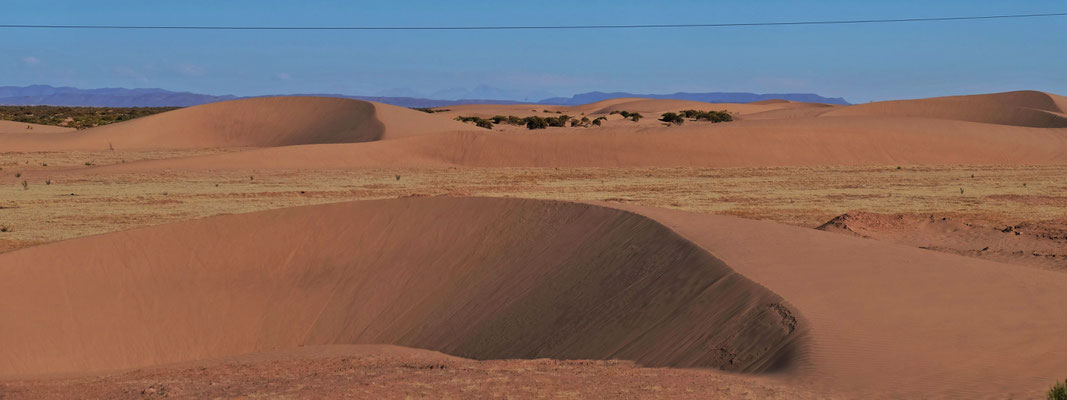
<box><xmin>0</xmin><ymin>97</ymin><xmax>475</xmax><ymax>151</ymax></box>
<box><xmin>0</xmin><ymin>120</ymin><xmax>75</xmax><ymax>134</ymax></box>
<box><xmin>822</xmin><ymin>90</ymin><xmax>1067</xmax><ymax>127</ymax></box>
<box><xmin>62</xmin><ymin>115</ymin><xmax>1067</xmax><ymax>174</ymax></box>
<box><xmin>0</xmin><ymin>197</ymin><xmax>801</xmax><ymax>377</ymax></box>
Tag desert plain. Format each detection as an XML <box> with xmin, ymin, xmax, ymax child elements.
<box><xmin>0</xmin><ymin>90</ymin><xmax>1066</xmax><ymax>398</ymax></box>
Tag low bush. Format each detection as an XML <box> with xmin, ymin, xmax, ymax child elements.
<box><xmin>678</xmin><ymin>109</ymin><xmax>733</xmax><ymax>123</ymax></box>
<box><xmin>547</xmin><ymin>115</ymin><xmax>570</xmax><ymax>127</ymax></box>
<box><xmin>454</xmin><ymin>116</ymin><xmax>495</xmax><ymax>129</ymax></box>
<box><xmin>660</xmin><ymin>112</ymin><xmax>684</xmax><ymax>124</ymax></box>
<box><xmin>525</xmin><ymin>116</ymin><xmax>549</xmax><ymax>129</ymax></box>
<box><xmin>1050</xmin><ymin>378</ymin><xmax>1067</xmax><ymax>400</ymax></box>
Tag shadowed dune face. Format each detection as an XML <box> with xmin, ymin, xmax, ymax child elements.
<box><xmin>822</xmin><ymin>90</ymin><xmax>1067</xmax><ymax>127</ymax></box>
<box><xmin>0</xmin><ymin>97</ymin><xmax>475</xmax><ymax>151</ymax></box>
<box><xmin>0</xmin><ymin>197</ymin><xmax>803</xmax><ymax>377</ymax></box>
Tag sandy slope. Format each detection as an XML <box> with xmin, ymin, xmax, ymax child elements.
<box><xmin>623</xmin><ymin>203</ymin><xmax>1067</xmax><ymax>398</ymax></box>
<box><xmin>822</xmin><ymin>90</ymin><xmax>1067</xmax><ymax>127</ymax></box>
<box><xmin>0</xmin><ymin>345</ymin><xmax>830</xmax><ymax>400</ymax></box>
<box><xmin>1</xmin><ymin>197</ymin><xmax>1065</xmax><ymax>398</ymax></box>
<box><xmin>0</xmin><ymin>97</ymin><xmax>476</xmax><ymax>151</ymax></box>
<box><xmin>0</xmin><ymin>120</ymin><xmax>75</xmax><ymax>134</ymax></box>
<box><xmin>0</xmin><ymin>197</ymin><xmax>801</xmax><ymax>377</ymax></box>
<box><xmin>46</xmin><ymin>115</ymin><xmax>1067</xmax><ymax>175</ymax></box>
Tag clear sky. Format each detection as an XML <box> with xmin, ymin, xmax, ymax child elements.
<box><xmin>3</xmin><ymin>0</ymin><xmax>1065</xmax><ymax>102</ymax></box>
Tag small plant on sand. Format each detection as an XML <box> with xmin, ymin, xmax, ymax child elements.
<box><xmin>0</xmin><ymin>226</ymin><xmax>8</xmax><ymax>233</ymax></box>
<box><xmin>1050</xmin><ymin>378</ymin><xmax>1067</xmax><ymax>400</ymax></box>
<box><xmin>524</xmin><ymin>116</ymin><xmax>549</xmax><ymax>130</ymax></box>
<box><xmin>629</xmin><ymin>112</ymin><xmax>643</xmax><ymax>122</ymax></box>
<box><xmin>475</xmin><ymin>119</ymin><xmax>493</xmax><ymax>129</ymax></box>
<box><xmin>21</xmin><ymin>180</ymin><xmax>28</xmax><ymax>190</ymax></box>
<box><xmin>44</xmin><ymin>179</ymin><xmax>51</xmax><ymax>185</ymax></box>
<box><xmin>15</xmin><ymin>172</ymin><xmax>21</xmax><ymax>178</ymax></box>
<box><xmin>84</xmin><ymin>161</ymin><xmax>94</xmax><ymax>166</ymax></box>
<box><xmin>660</xmin><ymin>112</ymin><xmax>684</xmax><ymax>125</ymax></box>
<box><xmin>547</xmin><ymin>115</ymin><xmax>570</xmax><ymax>127</ymax></box>
<box><xmin>592</xmin><ymin>116</ymin><xmax>606</xmax><ymax>126</ymax></box>
<box><xmin>454</xmin><ymin>116</ymin><xmax>494</xmax><ymax>130</ymax></box>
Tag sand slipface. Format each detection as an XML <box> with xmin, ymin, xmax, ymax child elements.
<box><xmin>619</xmin><ymin>203</ymin><xmax>1067</xmax><ymax>398</ymax></box>
<box><xmin>0</xmin><ymin>197</ymin><xmax>802</xmax><ymax>377</ymax></box>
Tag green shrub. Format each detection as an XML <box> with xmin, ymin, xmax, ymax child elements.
<box><xmin>548</xmin><ymin>115</ymin><xmax>570</xmax><ymax>127</ymax></box>
<box><xmin>629</xmin><ymin>112</ymin><xmax>643</xmax><ymax>122</ymax></box>
<box><xmin>491</xmin><ymin>115</ymin><xmax>507</xmax><ymax>124</ymax></box>
<box><xmin>454</xmin><ymin>116</ymin><xmax>494</xmax><ymax>129</ymax></box>
<box><xmin>525</xmin><ymin>116</ymin><xmax>548</xmax><ymax>130</ymax></box>
<box><xmin>660</xmin><ymin>112</ymin><xmax>684</xmax><ymax>124</ymax></box>
<box><xmin>696</xmin><ymin>110</ymin><xmax>733</xmax><ymax>122</ymax></box>
<box><xmin>1050</xmin><ymin>378</ymin><xmax>1067</xmax><ymax>400</ymax></box>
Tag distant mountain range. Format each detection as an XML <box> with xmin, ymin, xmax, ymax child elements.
<box><xmin>0</xmin><ymin>85</ymin><xmax>850</xmax><ymax>108</ymax></box>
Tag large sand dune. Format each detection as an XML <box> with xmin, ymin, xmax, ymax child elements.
<box><xmin>822</xmin><ymin>90</ymin><xmax>1067</xmax><ymax>127</ymax></box>
<box><xmin>53</xmin><ymin>115</ymin><xmax>1067</xmax><ymax>175</ymax></box>
<box><xmin>0</xmin><ymin>96</ymin><xmax>476</xmax><ymax>151</ymax></box>
<box><xmin>2</xmin><ymin>197</ymin><xmax>1065</xmax><ymax>398</ymax></box>
<box><xmin>0</xmin><ymin>197</ymin><xmax>801</xmax><ymax>377</ymax></box>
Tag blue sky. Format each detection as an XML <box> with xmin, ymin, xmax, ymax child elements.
<box><xmin>3</xmin><ymin>0</ymin><xmax>1065</xmax><ymax>102</ymax></box>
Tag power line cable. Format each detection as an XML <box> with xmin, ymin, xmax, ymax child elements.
<box><xmin>0</xmin><ymin>12</ymin><xmax>1065</xmax><ymax>31</ymax></box>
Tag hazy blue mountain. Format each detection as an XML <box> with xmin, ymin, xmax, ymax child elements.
<box><xmin>0</xmin><ymin>85</ymin><xmax>849</xmax><ymax>108</ymax></box>
<box><xmin>0</xmin><ymin>85</ymin><xmax>238</xmax><ymax>107</ymax></box>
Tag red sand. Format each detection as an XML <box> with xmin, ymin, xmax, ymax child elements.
<box><xmin>0</xmin><ymin>198</ymin><xmax>800</xmax><ymax>377</ymax></box>
<box><xmin>1</xmin><ymin>197</ymin><xmax>1065</xmax><ymax>398</ymax></box>
<box><xmin>0</xmin><ymin>96</ymin><xmax>475</xmax><ymax>151</ymax></box>
<box><xmin>0</xmin><ymin>120</ymin><xmax>75</xmax><ymax>134</ymax></box>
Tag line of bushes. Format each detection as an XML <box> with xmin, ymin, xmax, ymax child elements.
<box><xmin>456</xmin><ymin>114</ymin><xmax>593</xmax><ymax>130</ymax></box>
<box><xmin>660</xmin><ymin>110</ymin><xmax>734</xmax><ymax>125</ymax></box>
<box><xmin>0</xmin><ymin>105</ymin><xmax>179</xmax><ymax>129</ymax></box>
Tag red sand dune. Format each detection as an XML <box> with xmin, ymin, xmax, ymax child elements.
<box><xmin>51</xmin><ymin>115</ymin><xmax>1067</xmax><ymax>175</ymax></box>
<box><xmin>0</xmin><ymin>197</ymin><xmax>801</xmax><ymax>377</ymax></box>
<box><xmin>2</xmin><ymin>197</ymin><xmax>1066</xmax><ymax>398</ymax></box>
<box><xmin>0</xmin><ymin>96</ymin><xmax>475</xmax><ymax>151</ymax></box>
<box><xmin>821</xmin><ymin>90</ymin><xmax>1067</xmax><ymax>128</ymax></box>
<box><xmin>616</xmin><ymin>202</ymin><xmax>1067</xmax><ymax>398</ymax></box>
